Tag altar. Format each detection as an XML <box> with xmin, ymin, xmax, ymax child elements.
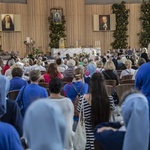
<box><xmin>52</xmin><ymin>48</ymin><xmax>101</xmax><ymax>57</ymax></box>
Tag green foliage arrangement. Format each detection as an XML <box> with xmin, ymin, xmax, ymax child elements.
<box><xmin>48</xmin><ymin>15</ymin><xmax>66</xmax><ymax>48</ymax></box>
<box><xmin>111</xmin><ymin>1</ymin><xmax>129</xmax><ymax>49</ymax></box>
<box><xmin>78</xmin><ymin>52</ymin><xmax>90</xmax><ymax>59</ymax></box>
<box><xmin>28</xmin><ymin>47</ymin><xmax>39</xmax><ymax>59</ymax></box>
<box><xmin>139</xmin><ymin>0</ymin><xmax>150</xmax><ymax>48</ymax></box>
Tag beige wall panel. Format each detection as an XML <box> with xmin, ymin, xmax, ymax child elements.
<box><xmin>0</xmin><ymin>1</ymin><xmax>143</xmax><ymax>57</ymax></box>
<box><xmin>27</xmin><ymin>0</ymin><xmax>49</xmax><ymax>56</ymax></box>
<box><xmin>93</xmin><ymin>15</ymin><xmax>100</xmax><ymax>31</ymax></box>
<box><xmin>0</xmin><ymin>3</ymin><xmax>27</xmax><ymax>57</ymax></box>
<box><xmin>126</xmin><ymin>4</ymin><xmax>141</xmax><ymax>48</ymax></box>
<box><xmin>85</xmin><ymin>4</ymin><xmax>141</xmax><ymax>55</ymax></box>
<box><xmin>65</xmin><ymin>0</ymin><xmax>85</xmax><ymax>48</ymax></box>
<box><xmin>85</xmin><ymin>5</ymin><xmax>114</xmax><ymax>54</ymax></box>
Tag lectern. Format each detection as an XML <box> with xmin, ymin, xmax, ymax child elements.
<box><xmin>24</xmin><ymin>37</ymin><xmax>35</xmax><ymax>55</ymax></box>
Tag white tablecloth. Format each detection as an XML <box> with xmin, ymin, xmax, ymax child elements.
<box><xmin>52</xmin><ymin>48</ymin><xmax>101</xmax><ymax>57</ymax></box>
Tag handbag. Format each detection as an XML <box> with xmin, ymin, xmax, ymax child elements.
<box><xmin>73</xmin><ymin>97</ymin><xmax>86</xmax><ymax>150</ymax></box>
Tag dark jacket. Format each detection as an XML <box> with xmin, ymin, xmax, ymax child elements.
<box><xmin>141</xmin><ymin>53</ymin><xmax>149</xmax><ymax>62</ymax></box>
<box><xmin>1</xmin><ymin>100</ymin><xmax>23</xmax><ymax>137</ymax></box>
<box><xmin>94</xmin><ymin>122</ymin><xmax>125</xmax><ymax>150</ymax></box>
<box><xmin>102</xmin><ymin>70</ymin><xmax>119</xmax><ymax>85</ymax></box>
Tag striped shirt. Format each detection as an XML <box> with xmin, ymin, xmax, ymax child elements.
<box><xmin>77</xmin><ymin>95</ymin><xmax>115</xmax><ymax>150</ymax></box>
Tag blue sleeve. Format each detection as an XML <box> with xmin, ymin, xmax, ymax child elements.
<box><xmin>10</xmin><ymin>126</ymin><xmax>23</xmax><ymax>150</ymax></box>
<box><xmin>0</xmin><ymin>123</ymin><xmax>23</xmax><ymax>150</ymax></box>
<box><xmin>25</xmin><ymin>80</ymin><xmax>28</xmax><ymax>85</ymax></box>
<box><xmin>62</xmin><ymin>84</ymin><xmax>69</xmax><ymax>97</ymax></box>
<box><xmin>95</xmin><ymin>122</ymin><xmax>122</xmax><ymax>129</ymax></box>
<box><xmin>15</xmin><ymin>87</ymin><xmax>24</xmax><ymax>104</ymax></box>
<box><xmin>135</xmin><ymin>71</ymin><xmax>141</xmax><ymax>90</ymax></box>
<box><xmin>94</xmin><ymin>122</ymin><xmax>125</xmax><ymax>150</ymax></box>
<box><xmin>15</xmin><ymin>86</ymin><xmax>26</xmax><ymax>111</ymax></box>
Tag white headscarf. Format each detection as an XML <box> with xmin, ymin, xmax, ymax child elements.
<box><xmin>23</xmin><ymin>99</ymin><xmax>66</xmax><ymax>150</ymax></box>
<box><xmin>0</xmin><ymin>75</ymin><xmax>10</xmax><ymax>118</ymax></box>
<box><xmin>121</xmin><ymin>93</ymin><xmax>149</xmax><ymax>150</ymax></box>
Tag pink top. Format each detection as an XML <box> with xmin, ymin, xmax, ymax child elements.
<box><xmin>43</xmin><ymin>72</ymin><xmax>63</xmax><ymax>83</ymax></box>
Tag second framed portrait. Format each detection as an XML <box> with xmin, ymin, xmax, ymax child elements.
<box><xmin>99</xmin><ymin>15</ymin><xmax>110</xmax><ymax>31</ymax></box>
<box><xmin>50</xmin><ymin>7</ymin><xmax>63</xmax><ymax>23</ymax></box>
<box><xmin>93</xmin><ymin>14</ymin><xmax>116</xmax><ymax>32</ymax></box>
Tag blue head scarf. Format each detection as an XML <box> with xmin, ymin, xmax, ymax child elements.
<box><xmin>121</xmin><ymin>93</ymin><xmax>149</xmax><ymax>150</ymax></box>
<box><xmin>0</xmin><ymin>122</ymin><xmax>23</xmax><ymax>150</ymax></box>
<box><xmin>0</xmin><ymin>75</ymin><xmax>10</xmax><ymax>118</ymax></box>
<box><xmin>23</xmin><ymin>99</ymin><xmax>66</xmax><ymax>150</ymax></box>
<box><xmin>87</xmin><ymin>62</ymin><xmax>96</xmax><ymax>77</ymax></box>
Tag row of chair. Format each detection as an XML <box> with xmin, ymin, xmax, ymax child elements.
<box><xmin>8</xmin><ymin>77</ymin><xmax>134</xmax><ymax>104</ymax></box>
<box><xmin>7</xmin><ymin>82</ymin><xmax>50</xmax><ymax>101</ymax></box>
<box><xmin>106</xmin><ymin>84</ymin><xmax>134</xmax><ymax>104</ymax></box>
<box><xmin>117</xmin><ymin>70</ymin><xmax>133</xmax><ymax>79</ymax></box>
<box><xmin>24</xmin><ymin>71</ymin><xmax>46</xmax><ymax>77</ymax></box>
<box><xmin>105</xmin><ymin>79</ymin><xmax>134</xmax><ymax>87</ymax></box>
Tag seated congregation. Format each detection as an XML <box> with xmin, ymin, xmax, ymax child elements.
<box><xmin>0</xmin><ymin>47</ymin><xmax>150</xmax><ymax>150</ymax></box>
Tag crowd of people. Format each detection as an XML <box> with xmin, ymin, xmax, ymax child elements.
<box><xmin>0</xmin><ymin>46</ymin><xmax>150</xmax><ymax>150</ymax></box>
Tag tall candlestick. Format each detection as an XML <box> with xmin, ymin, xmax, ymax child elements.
<box><xmin>76</xmin><ymin>41</ymin><xmax>78</xmax><ymax>48</ymax></box>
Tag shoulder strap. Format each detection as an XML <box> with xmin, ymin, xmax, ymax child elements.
<box><xmin>71</xmin><ymin>83</ymin><xmax>84</xmax><ymax>95</ymax></box>
<box><xmin>103</xmin><ymin>71</ymin><xmax>111</xmax><ymax>79</ymax></box>
<box><xmin>71</xmin><ymin>83</ymin><xmax>77</xmax><ymax>93</ymax></box>
<box><xmin>125</xmin><ymin>69</ymin><xmax>131</xmax><ymax>74</ymax></box>
<box><xmin>72</xmin><ymin>83</ymin><xmax>84</xmax><ymax>117</ymax></box>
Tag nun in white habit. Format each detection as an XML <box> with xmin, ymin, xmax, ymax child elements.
<box><xmin>23</xmin><ymin>99</ymin><xmax>66</xmax><ymax>150</ymax></box>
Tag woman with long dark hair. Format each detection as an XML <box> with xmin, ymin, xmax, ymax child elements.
<box><xmin>77</xmin><ymin>72</ymin><xmax>114</xmax><ymax>150</ymax></box>
<box><xmin>90</xmin><ymin>73</ymin><xmax>110</xmax><ymax>129</ymax></box>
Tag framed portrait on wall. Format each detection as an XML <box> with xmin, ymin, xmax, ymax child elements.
<box><xmin>50</xmin><ymin>7</ymin><xmax>63</xmax><ymax>23</ymax></box>
<box><xmin>93</xmin><ymin>14</ymin><xmax>116</xmax><ymax>32</ymax></box>
<box><xmin>0</xmin><ymin>14</ymin><xmax>21</xmax><ymax>32</ymax></box>
<box><xmin>1</xmin><ymin>14</ymin><xmax>14</xmax><ymax>31</ymax></box>
<box><xmin>99</xmin><ymin>15</ymin><xmax>110</xmax><ymax>31</ymax></box>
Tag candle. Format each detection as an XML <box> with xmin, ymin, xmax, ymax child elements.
<box><xmin>98</xmin><ymin>41</ymin><xmax>100</xmax><ymax>47</ymax></box>
<box><xmin>26</xmin><ymin>37</ymin><xmax>30</xmax><ymax>43</ymax></box>
<box><xmin>76</xmin><ymin>41</ymin><xmax>78</xmax><ymax>47</ymax></box>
